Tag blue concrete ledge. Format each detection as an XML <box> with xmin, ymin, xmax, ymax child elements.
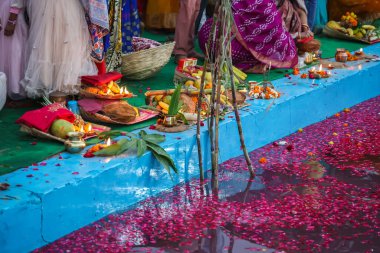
<box><xmin>1</xmin><ymin>44</ymin><xmax>380</xmax><ymax>253</ymax></box>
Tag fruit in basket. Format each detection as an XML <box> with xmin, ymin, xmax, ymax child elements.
<box><xmin>327</xmin><ymin>20</ymin><xmax>342</xmax><ymax>30</ymax></box>
<box><xmin>355</xmin><ymin>32</ymin><xmax>364</xmax><ymax>39</ymax></box>
<box><xmin>109</xmin><ymin>81</ymin><xmax>121</xmax><ymax>94</ymax></box>
<box><xmin>155</xmin><ymin>95</ymin><xmax>163</xmax><ymax>102</ymax></box>
<box><xmin>85</xmin><ymin>86</ymin><xmax>100</xmax><ymax>94</ymax></box>
<box><xmin>159</xmin><ymin>101</ymin><xmax>170</xmax><ymax>111</ymax></box>
<box><xmin>362</xmin><ymin>25</ymin><xmax>375</xmax><ymax>30</ymax></box>
<box><xmin>50</xmin><ymin>119</ymin><xmax>75</xmax><ymax>139</ymax></box>
<box><xmin>185</xmin><ymin>80</ymin><xmax>195</xmax><ymax>87</ymax></box>
<box><xmin>163</xmin><ymin>95</ymin><xmax>172</xmax><ymax>104</ymax></box>
<box><xmin>347</xmin><ymin>28</ymin><xmax>354</xmax><ymax>36</ymax></box>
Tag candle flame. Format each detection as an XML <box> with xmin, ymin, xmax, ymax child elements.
<box><xmin>79</xmin><ymin>125</ymin><xmax>84</xmax><ymax>133</ymax></box>
<box><xmin>119</xmin><ymin>87</ymin><xmax>123</xmax><ymax>94</ymax></box>
<box><xmin>319</xmin><ymin>64</ymin><xmax>322</xmax><ymax>71</ymax></box>
<box><xmin>311</xmin><ymin>67</ymin><xmax>316</xmax><ymax>72</ymax></box>
<box><xmin>359</xmin><ymin>48</ymin><xmax>363</xmax><ymax>52</ymax></box>
<box><xmin>106</xmin><ymin>89</ymin><xmax>111</xmax><ymax>95</ymax></box>
<box><xmin>88</xmin><ymin>124</ymin><xmax>92</xmax><ymax>132</ymax></box>
<box><xmin>358</xmin><ymin>64</ymin><xmax>362</xmax><ymax>70</ymax></box>
<box><xmin>124</xmin><ymin>88</ymin><xmax>129</xmax><ymax>95</ymax></box>
<box><xmin>105</xmin><ymin>138</ymin><xmax>111</xmax><ymax>146</ymax></box>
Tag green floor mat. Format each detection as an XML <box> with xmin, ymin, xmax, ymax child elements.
<box><xmin>0</xmin><ymin>32</ymin><xmax>367</xmax><ymax>176</ymax></box>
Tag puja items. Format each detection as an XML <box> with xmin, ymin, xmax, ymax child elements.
<box><xmin>64</xmin><ymin>132</ymin><xmax>86</xmax><ymax>153</ymax></box>
<box><xmin>49</xmin><ymin>91</ymin><xmax>67</xmax><ymax>106</ymax></box>
<box><xmin>80</xmin><ymin>72</ymin><xmax>133</xmax><ymax>99</ymax></box>
<box><xmin>335</xmin><ymin>48</ymin><xmax>348</xmax><ymax>62</ymax></box>
<box><xmin>249</xmin><ymin>81</ymin><xmax>280</xmax><ymax>99</ymax></box>
<box><xmin>308</xmin><ymin>65</ymin><xmax>331</xmax><ymax>79</ymax></box>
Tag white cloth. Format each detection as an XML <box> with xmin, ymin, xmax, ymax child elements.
<box><xmin>21</xmin><ymin>0</ymin><xmax>97</xmax><ymax>98</ymax></box>
<box><xmin>0</xmin><ymin>73</ymin><xmax>6</xmax><ymax>111</ymax></box>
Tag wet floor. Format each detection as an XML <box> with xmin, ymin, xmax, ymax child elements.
<box><xmin>35</xmin><ymin>97</ymin><xmax>380</xmax><ymax>253</ymax></box>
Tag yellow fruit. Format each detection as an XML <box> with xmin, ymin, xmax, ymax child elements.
<box><xmin>205</xmin><ymin>72</ymin><xmax>212</xmax><ymax>82</ymax></box>
<box><xmin>110</xmin><ymin>82</ymin><xmax>121</xmax><ymax>94</ymax></box>
<box><xmin>185</xmin><ymin>80</ymin><xmax>194</xmax><ymax>87</ymax></box>
<box><xmin>158</xmin><ymin>101</ymin><xmax>169</xmax><ymax>110</ymax></box>
<box><xmin>162</xmin><ymin>109</ymin><xmax>168</xmax><ymax>115</ymax></box>
<box><xmin>154</xmin><ymin>95</ymin><xmax>164</xmax><ymax>102</ymax></box>
<box><xmin>133</xmin><ymin>107</ymin><xmax>140</xmax><ymax>117</ymax></box>
<box><xmin>347</xmin><ymin>28</ymin><xmax>354</xmax><ymax>36</ymax></box>
<box><xmin>194</xmin><ymin>79</ymin><xmax>201</xmax><ymax>89</ymax></box>
<box><xmin>327</xmin><ymin>20</ymin><xmax>342</xmax><ymax>30</ymax></box>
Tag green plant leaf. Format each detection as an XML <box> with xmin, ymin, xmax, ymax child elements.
<box><xmin>146</xmin><ymin>142</ymin><xmax>178</xmax><ymax>173</ymax></box>
<box><xmin>97</xmin><ymin>130</ymin><xmax>124</xmax><ymax>140</ymax></box>
<box><xmin>168</xmin><ymin>84</ymin><xmax>182</xmax><ymax>116</ymax></box>
<box><xmin>141</xmin><ymin>134</ymin><xmax>166</xmax><ymax>144</ymax></box>
<box><xmin>139</xmin><ymin>130</ymin><xmax>147</xmax><ymax>137</ymax></box>
<box><xmin>93</xmin><ymin>143</ymin><xmax>121</xmax><ymax>156</ymax></box>
<box><xmin>137</xmin><ymin>139</ymin><xmax>147</xmax><ymax>157</ymax></box>
<box><xmin>151</xmin><ymin>151</ymin><xmax>173</xmax><ymax>180</ymax></box>
<box><xmin>118</xmin><ymin>138</ymin><xmax>138</xmax><ymax>155</ymax></box>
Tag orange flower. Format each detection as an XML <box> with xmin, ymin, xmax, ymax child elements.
<box><xmin>259</xmin><ymin>157</ymin><xmax>267</xmax><ymax>164</ymax></box>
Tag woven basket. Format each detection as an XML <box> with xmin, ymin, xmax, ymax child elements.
<box><xmin>121</xmin><ymin>42</ymin><xmax>175</xmax><ymax>80</ymax></box>
<box><xmin>79</xmin><ymin>88</ymin><xmax>133</xmax><ymax>100</ymax></box>
<box><xmin>323</xmin><ymin>26</ymin><xmax>380</xmax><ymax>44</ymax></box>
<box><xmin>80</xmin><ymin>107</ymin><xmax>158</xmax><ymax>125</ymax></box>
<box><xmin>19</xmin><ymin>123</ymin><xmax>110</xmax><ymax>143</ymax></box>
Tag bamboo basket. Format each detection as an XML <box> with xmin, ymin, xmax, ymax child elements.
<box><xmin>323</xmin><ymin>26</ymin><xmax>380</xmax><ymax>44</ymax></box>
<box><xmin>121</xmin><ymin>42</ymin><xmax>175</xmax><ymax>80</ymax></box>
<box><xmin>79</xmin><ymin>88</ymin><xmax>133</xmax><ymax>100</ymax></box>
<box><xmin>20</xmin><ymin>123</ymin><xmax>110</xmax><ymax>143</ymax></box>
<box><xmin>80</xmin><ymin>107</ymin><xmax>158</xmax><ymax>125</ymax></box>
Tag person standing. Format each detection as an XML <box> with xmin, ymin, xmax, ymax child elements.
<box><xmin>0</xmin><ymin>0</ymin><xmax>28</xmax><ymax>100</ymax></box>
<box><xmin>21</xmin><ymin>0</ymin><xmax>97</xmax><ymax>98</ymax></box>
<box><xmin>174</xmin><ymin>0</ymin><xmax>203</xmax><ymax>63</ymax></box>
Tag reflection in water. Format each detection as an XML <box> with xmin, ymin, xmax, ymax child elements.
<box><xmin>35</xmin><ymin>99</ymin><xmax>380</xmax><ymax>253</ymax></box>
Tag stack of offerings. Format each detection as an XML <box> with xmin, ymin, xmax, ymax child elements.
<box><xmin>78</xmin><ymin>72</ymin><xmax>140</xmax><ymax>124</ymax></box>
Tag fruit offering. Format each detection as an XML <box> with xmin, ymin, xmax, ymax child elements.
<box><xmin>249</xmin><ymin>84</ymin><xmax>280</xmax><ymax>99</ymax></box>
<box><xmin>82</xmin><ymin>81</ymin><xmax>133</xmax><ymax>98</ymax></box>
<box><xmin>326</xmin><ymin>12</ymin><xmax>380</xmax><ymax>43</ymax></box>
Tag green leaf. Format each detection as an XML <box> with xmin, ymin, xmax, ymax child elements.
<box><xmin>168</xmin><ymin>84</ymin><xmax>182</xmax><ymax>116</ymax></box>
<box><xmin>139</xmin><ymin>130</ymin><xmax>147</xmax><ymax>137</ymax></box>
<box><xmin>177</xmin><ymin>112</ymin><xmax>189</xmax><ymax>125</ymax></box>
<box><xmin>146</xmin><ymin>142</ymin><xmax>178</xmax><ymax>173</ymax></box>
<box><xmin>136</xmin><ymin>139</ymin><xmax>147</xmax><ymax>157</ymax></box>
<box><xmin>151</xmin><ymin>151</ymin><xmax>173</xmax><ymax>179</ymax></box>
<box><xmin>141</xmin><ymin>133</ymin><xmax>166</xmax><ymax>144</ymax></box>
<box><xmin>93</xmin><ymin>143</ymin><xmax>121</xmax><ymax>156</ymax></box>
<box><xmin>118</xmin><ymin>138</ymin><xmax>138</xmax><ymax>155</ymax></box>
<box><xmin>97</xmin><ymin>130</ymin><xmax>123</xmax><ymax>140</ymax></box>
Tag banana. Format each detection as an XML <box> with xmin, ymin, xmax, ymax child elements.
<box><xmin>361</xmin><ymin>28</ymin><xmax>367</xmax><ymax>35</ymax></box>
<box><xmin>158</xmin><ymin>101</ymin><xmax>169</xmax><ymax>111</ymax></box>
<box><xmin>362</xmin><ymin>25</ymin><xmax>376</xmax><ymax>30</ymax></box>
<box><xmin>347</xmin><ymin>28</ymin><xmax>354</xmax><ymax>36</ymax></box>
<box><xmin>110</xmin><ymin>82</ymin><xmax>121</xmax><ymax>94</ymax></box>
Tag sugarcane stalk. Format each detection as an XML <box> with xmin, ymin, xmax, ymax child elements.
<box><xmin>227</xmin><ymin>56</ymin><xmax>255</xmax><ymax>177</ymax></box>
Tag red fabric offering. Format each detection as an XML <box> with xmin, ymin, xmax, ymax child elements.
<box><xmin>16</xmin><ymin>103</ymin><xmax>76</xmax><ymax>132</ymax></box>
<box><xmin>81</xmin><ymin>72</ymin><xmax>123</xmax><ymax>86</ymax></box>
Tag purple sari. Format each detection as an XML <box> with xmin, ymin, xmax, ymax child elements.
<box><xmin>198</xmin><ymin>0</ymin><xmax>298</xmax><ymax>70</ymax></box>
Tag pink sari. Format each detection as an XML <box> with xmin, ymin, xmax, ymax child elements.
<box><xmin>198</xmin><ymin>0</ymin><xmax>298</xmax><ymax>70</ymax></box>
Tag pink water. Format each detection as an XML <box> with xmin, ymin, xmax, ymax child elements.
<box><xmin>35</xmin><ymin>97</ymin><xmax>380</xmax><ymax>253</ymax></box>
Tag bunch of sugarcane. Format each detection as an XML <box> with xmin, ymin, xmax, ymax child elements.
<box><xmin>196</xmin><ymin>0</ymin><xmax>255</xmax><ymax>192</ymax></box>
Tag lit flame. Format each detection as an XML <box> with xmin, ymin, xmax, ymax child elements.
<box><xmin>106</xmin><ymin>89</ymin><xmax>111</xmax><ymax>95</ymax></box>
<box><xmin>359</xmin><ymin>48</ymin><xmax>363</xmax><ymax>53</ymax></box>
<box><xmin>327</xmin><ymin>71</ymin><xmax>331</xmax><ymax>76</ymax></box>
<box><xmin>88</xmin><ymin>124</ymin><xmax>92</xmax><ymax>132</ymax></box>
<box><xmin>124</xmin><ymin>88</ymin><xmax>129</xmax><ymax>95</ymax></box>
<box><xmin>311</xmin><ymin>67</ymin><xmax>316</xmax><ymax>72</ymax></box>
<box><xmin>119</xmin><ymin>87</ymin><xmax>123</xmax><ymax>95</ymax></box>
<box><xmin>358</xmin><ymin>64</ymin><xmax>362</xmax><ymax>70</ymax></box>
<box><xmin>79</xmin><ymin>125</ymin><xmax>84</xmax><ymax>132</ymax></box>
<box><xmin>105</xmin><ymin>138</ymin><xmax>111</xmax><ymax>146</ymax></box>
<box><xmin>318</xmin><ymin>64</ymin><xmax>322</xmax><ymax>72</ymax></box>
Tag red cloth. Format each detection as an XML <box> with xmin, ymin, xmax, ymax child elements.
<box><xmin>95</xmin><ymin>60</ymin><xmax>107</xmax><ymax>75</ymax></box>
<box><xmin>81</xmin><ymin>72</ymin><xmax>123</xmax><ymax>87</ymax></box>
<box><xmin>16</xmin><ymin>103</ymin><xmax>76</xmax><ymax>132</ymax></box>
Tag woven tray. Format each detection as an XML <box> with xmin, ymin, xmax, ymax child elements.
<box><xmin>121</xmin><ymin>42</ymin><xmax>175</xmax><ymax>80</ymax></box>
<box><xmin>323</xmin><ymin>26</ymin><xmax>380</xmax><ymax>44</ymax></box>
<box><xmin>79</xmin><ymin>89</ymin><xmax>134</xmax><ymax>100</ymax></box>
<box><xmin>20</xmin><ymin>123</ymin><xmax>110</xmax><ymax>143</ymax></box>
<box><xmin>80</xmin><ymin>107</ymin><xmax>158</xmax><ymax>125</ymax></box>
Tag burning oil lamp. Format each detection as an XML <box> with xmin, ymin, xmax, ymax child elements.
<box><xmin>105</xmin><ymin>137</ymin><xmax>112</xmax><ymax>147</ymax></box>
<box><xmin>308</xmin><ymin>67</ymin><xmax>316</xmax><ymax>74</ymax></box>
<box><xmin>328</xmin><ymin>64</ymin><xmax>334</xmax><ymax>70</ymax></box>
<box><xmin>304</xmin><ymin>52</ymin><xmax>314</xmax><ymax>65</ymax></box>
<box><xmin>355</xmin><ymin>48</ymin><xmax>364</xmax><ymax>56</ymax></box>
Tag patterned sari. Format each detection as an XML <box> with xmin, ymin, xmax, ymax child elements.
<box><xmin>198</xmin><ymin>0</ymin><xmax>298</xmax><ymax>70</ymax></box>
<box><xmin>104</xmin><ymin>0</ymin><xmax>140</xmax><ymax>71</ymax></box>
